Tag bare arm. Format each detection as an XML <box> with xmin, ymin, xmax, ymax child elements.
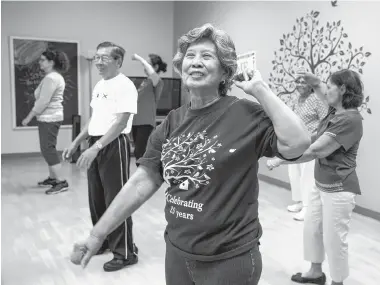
<box><xmin>311</xmin><ymin>131</ymin><xmax>318</xmax><ymax>143</ymax></box>
<box><xmin>72</xmin><ymin>119</ymin><xmax>90</xmax><ymax>147</ymax></box>
<box><xmin>75</xmin><ymin>113</ymin><xmax>133</xmax><ymax>168</ymax></box>
<box><xmin>280</xmin><ymin>134</ymin><xmax>340</xmax><ymax>164</ymax></box>
<box><xmin>24</xmin><ymin>110</ymin><xmax>38</xmax><ymax>122</ymax></box>
<box><xmin>296</xmin><ymin>69</ymin><xmax>327</xmax><ymax>105</ymax></box>
<box><xmin>247</xmin><ymin>81</ymin><xmax>310</xmax><ymax>159</ymax></box>
<box><xmin>91</xmin><ymin>166</ymin><xmax>162</xmax><ymax>239</ymax></box>
<box><xmin>313</xmin><ymin>83</ymin><xmax>328</xmax><ymax>105</ymax></box>
<box><xmin>234</xmin><ymin>70</ymin><xmax>310</xmax><ymax>159</ymax></box>
<box><xmin>132</xmin><ymin>54</ymin><xmax>160</xmax><ymax>86</ymax></box>
<box><xmin>88</xmin><ymin>112</ymin><xmax>131</xmax><ymax>150</ymax></box>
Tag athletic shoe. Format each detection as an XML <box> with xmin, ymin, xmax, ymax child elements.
<box><xmin>38</xmin><ymin>177</ymin><xmax>57</xmax><ymax>187</ymax></box>
<box><xmin>45</xmin><ymin>180</ymin><xmax>69</xmax><ymax>195</ymax></box>
<box><xmin>103</xmin><ymin>255</ymin><xmax>138</xmax><ymax>272</ymax></box>
<box><xmin>293</xmin><ymin>207</ymin><xmax>307</xmax><ymax>221</ymax></box>
<box><xmin>287</xmin><ymin>202</ymin><xmax>303</xmax><ymax>213</ymax></box>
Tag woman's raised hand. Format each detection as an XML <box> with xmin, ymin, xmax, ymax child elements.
<box><xmin>233</xmin><ymin>68</ymin><xmax>266</xmax><ymax>97</ymax></box>
<box><xmin>295</xmin><ymin>67</ymin><xmax>321</xmax><ymax>87</ymax></box>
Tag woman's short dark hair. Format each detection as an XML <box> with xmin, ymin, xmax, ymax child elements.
<box><xmin>173</xmin><ymin>23</ymin><xmax>237</xmax><ymax>96</ymax></box>
<box><xmin>330</xmin><ymin>69</ymin><xmax>364</xmax><ymax>109</ymax></box>
<box><xmin>42</xmin><ymin>49</ymin><xmax>70</xmax><ymax>73</ymax></box>
<box><xmin>149</xmin><ymin>54</ymin><xmax>167</xmax><ymax>73</ymax></box>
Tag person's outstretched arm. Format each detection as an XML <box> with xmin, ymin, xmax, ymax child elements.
<box><xmin>91</xmin><ymin>165</ymin><xmax>162</xmax><ymax>239</ymax></box>
<box><xmin>73</xmin><ymin>165</ymin><xmax>163</xmax><ymax>267</ymax></box>
<box><xmin>234</xmin><ymin>70</ymin><xmax>311</xmax><ymax>159</ymax></box>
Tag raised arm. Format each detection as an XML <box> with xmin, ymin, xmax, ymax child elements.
<box><xmin>234</xmin><ymin>70</ymin><xmax>310</xmax><ymax>159</ymax></box>
<box><xmin>296</xmin><ymin>68</ymin><xmax>327</xmax><ymax>105</ymax></box>
<box><xmin>132</xmin><ymin>53</ymin><xmax>160</xmax><ymax>86</ymax></box>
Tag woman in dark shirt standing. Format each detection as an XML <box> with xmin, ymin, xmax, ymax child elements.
<box><xmin>268</xmin><ymin>69</ymin><xmax>364</xmax><ymax>285</ymax></box>
<box><xmin>131</xmin><ymin>53</ymin><xmax>167</xmax><ymax>164</ymax></box>
<box><xmin>70</xmin><ymin>24</ymin><xmax>310</xmax><ymax>284</ymax></box>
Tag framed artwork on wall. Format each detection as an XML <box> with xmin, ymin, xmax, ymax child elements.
<box><xmin>9</xmin><ymin>36</ymin><xmax>80</xmax><ymax>129</ymax></box>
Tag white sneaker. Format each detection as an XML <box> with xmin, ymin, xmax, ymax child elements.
<box><xmin>287</xmin><ymin>203</ymin><xmax>303</xmax><ymax>213</ymax></box>
<box><xmin>293</xmin><ymin>207</ymin><xmax>307</xmax><ymax>221</ymax></box>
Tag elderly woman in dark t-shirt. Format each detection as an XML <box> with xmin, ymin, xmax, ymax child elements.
<box><xmin>70</xmin><ymin>23</ymin><xmax>311</xmax><ymax>284</ymax></box>
<box><xmin>268</xmin><ymin>69</ymin><xmax>364</xmax><ymax>285</ymax></box>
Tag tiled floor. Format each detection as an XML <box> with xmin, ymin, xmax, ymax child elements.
<box><xmin>1</xmin><ymin>156</ymin><xmax>380</xmax><ymax>285</ymax></box>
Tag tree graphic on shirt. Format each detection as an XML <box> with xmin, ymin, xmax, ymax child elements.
<box><xmin>162</xmin><ymin>131</ymin><xmax>222</xmax><ymax>190</ymax></box>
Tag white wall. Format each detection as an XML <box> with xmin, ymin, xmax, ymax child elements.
<box><xmin>173</xmin><ymin>1</ymin><xmax>380</xmax><ymax>213</ymax></box>
<box><xmin>2</xmin><ymin>1</ymin><xmax>379</xmax><ymax>213</ymax></box>
<box><xmin>1</xmin><ymin>1</ymin><xmax>174</xmax><ymax>154</ymax></box>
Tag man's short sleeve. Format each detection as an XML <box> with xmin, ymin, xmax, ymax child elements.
<box><xmin>115</xmin><ymin>80</ymin><xmax>138</xmax><ymax>114</ymax></box>
<box><xmin>137</xmin><ymin>117</ymin><xmax>168</xmax><ymax>180</ymax></box>
<box><xmin>324</xmin><ymin>113</ymin><xmax>363</xmax><ymax>151</ymax></box>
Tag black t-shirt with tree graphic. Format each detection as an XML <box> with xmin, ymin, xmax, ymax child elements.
<box><xmin>138</xmin><ymin>95</ymin><xmax>288</xmax><ymax>261</ymax></box>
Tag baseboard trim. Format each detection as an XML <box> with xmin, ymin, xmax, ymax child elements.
<box><xmin>1</xmin><ymin>152</ymin><xmax>60</xmax><ymax>159</ymax></box>
<box><xmin>258</xmin><ymin>173</ymin><xmax>292</xmax><ymax>190</ymax></box>
<box><xmin>1</xmin><ymin>149</ymin><xmax>136</xmax><ymax>160</ymax></box>
<box><xmin>258</xmin><ymin>174</ymin><xmax>380</xmax><ymax>222</ymax></box>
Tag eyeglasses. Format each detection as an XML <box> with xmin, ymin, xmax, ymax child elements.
<box><xmin>93</xmin><ymin>55</ymin><xmax>114</xmax><ymax>63</ymax></box>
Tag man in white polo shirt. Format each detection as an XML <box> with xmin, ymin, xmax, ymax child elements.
<box><xmin>63</xmin><ymin>42</ymin><xmax>138</xmax><ymax>272</ymax></box>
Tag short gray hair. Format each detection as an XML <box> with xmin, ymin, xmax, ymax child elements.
<box><xmin>173</xmin><ymin>23</ymin><xmax>237</xmax><ymax>96</ymax></box>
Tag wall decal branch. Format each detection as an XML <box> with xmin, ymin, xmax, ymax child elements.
<box><xmin>268</xmin><ymin>10</ymin><xmax>372</xmax><ymax>115</ymax></box>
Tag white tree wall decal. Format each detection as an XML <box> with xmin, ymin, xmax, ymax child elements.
<box><xmin>162</xmin><ymin>131</ymin><xmax>222</xmax><ymax>190</ymax></box>
<box><xmin>268</xmin><ymin>10</ymin><xmax>372</xmax><ymax>114</ymax></box>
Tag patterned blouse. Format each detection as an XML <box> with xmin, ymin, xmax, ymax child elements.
<box><xmin>293</xmin><ymin>93</ymin><xmax>329</xmax><ymax>135</ymax></box>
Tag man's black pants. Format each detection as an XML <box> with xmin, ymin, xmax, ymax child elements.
<box><xmin>131</xmin><ymin>125</ymin><xmax>154</xmax><ymax>165</ymax></box>
<box><xmin>87</xmin><ymin>134</ymin><xmax>136</xmax><ymax>259</ymax></box>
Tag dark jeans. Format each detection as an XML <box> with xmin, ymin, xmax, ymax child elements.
<box><xmin>165</xmin><ymin>244</ymin><xmax>262</xmax><ymax>285</ymax></box>
<box><xmin>87</xmin><ymin>134</ymin><xmax>135</xmax><ymax>259</ymax></box>
<box><xmin>131</xmin><ymin>125</ymin><xmax>154</xmax><ymax>164</ymax></box>
<box><xmin>37</xmin><ymin>121</ymin><xmax>62</xmax><ymax>166</ymax></box>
